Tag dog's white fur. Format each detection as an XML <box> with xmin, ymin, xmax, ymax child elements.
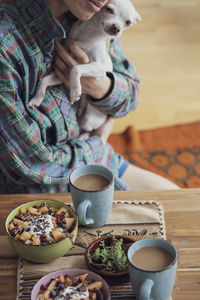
<box><xmin>28</xmin><ymin>0</ymin><xmax>141</xmax><ymax>136</ymax></box>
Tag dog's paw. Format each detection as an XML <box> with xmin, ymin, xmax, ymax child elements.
<box><xmin>28</xmin><ymin>97</ymin><xmax>43</xmax><ymax>109</ymax></box>
<box><xmin>70</xmin><ymin>87</ymin><xmax>82</xmax><ymax>104</ymax></box>
<box><xmin>79</xmin><ymin>132</ymin><xmax>90</xmax><ymax>141</ymax></box>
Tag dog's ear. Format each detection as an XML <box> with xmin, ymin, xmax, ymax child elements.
<box><xmin>133</xmin><ymin>11</ymin><xmax>142</xmax><ymax>23</ymax></box>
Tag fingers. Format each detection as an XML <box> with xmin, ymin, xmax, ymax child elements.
<box><xmin>54</xmin><ymin>38</ymin><xmax>90</xmax><ymax>87</ymax></box>
<box><xmin>64</xmin><ymin>39</ymin><xmax>89</xmax><ymax>64</ymax></box>
<box><xmin>54</xmin><ymin>40</ymin><xmax>76</xmax><ymax>68</ymax></box>
<box><xmin>54</xmin><ymin>52</ymin><xmax>70</xmax><ymax>75</ymax></box>
<box><xmin>55</xmin><ymin>39</ymin><xmax>89</xmax><ymax>67</ymax></box>
<box><xmin>54</xmin><ymin>65</ymin><xmax>70</xmax><ymax>87</ymax></box>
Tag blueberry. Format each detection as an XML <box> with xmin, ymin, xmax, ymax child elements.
<box><xmin>50</xmin><ymin>290</ymin><xmax>57</xmax><ymax>298</ymax></box>
<box><xmin>58</xmin><ymin>283</ymin><xmax>65</xmax><ymax>290</ymax></box>
<box><xmin>58</xmin><ymin>222</ymin><xmax>66</xmax><ymax>229</ymax></box>
<box><xmin>61</xmin><ymin>223</ymin><xmax>66</xmax><ymax>229</ymax></box>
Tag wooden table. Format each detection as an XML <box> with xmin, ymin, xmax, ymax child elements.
<box><xmin>0</xmin><ymin>189</ymin><xmax>200</xmax><ymax>300</ymax></box>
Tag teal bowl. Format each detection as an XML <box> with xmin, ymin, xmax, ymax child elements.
<box><xmin>5</xmin><ymin>199</ymin><xmax>78</xmax><ymax>263</ymax></box>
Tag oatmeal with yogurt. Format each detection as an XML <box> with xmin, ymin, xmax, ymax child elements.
<box><xmin>37</xmin><ymin>273</ymin><xmax>104</xmax><ymax>300</ymax></box>
<box><xmin>8</xmin><ymin>203</ymin><xmax>76</xmax><ymax>246</ymax></box>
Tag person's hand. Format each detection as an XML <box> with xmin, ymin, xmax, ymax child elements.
<box><xmin>90</xmin><ymin>117</ymin><xmax>114</xmax><ymax>145</ymax></box>
<box><xmin>54</xmin><ymin>38</ymin><xmax>112</xmax><ymax>99</ymax></box>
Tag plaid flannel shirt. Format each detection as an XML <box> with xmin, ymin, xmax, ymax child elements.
<box><xmin>0</xmin><ymin>0</ymin><xmax>140</xmax><ymax>194</ymax></box>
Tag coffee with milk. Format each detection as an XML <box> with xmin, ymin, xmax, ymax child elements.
<box><xmin>74</xmin><ymin>173</ymin><xmax>110</xmax><ymax>191</ymax></box>
<box><xmin>131</xmin><ymin>246</ymin><xmax>174</xmax><ymax>271</ymax></box>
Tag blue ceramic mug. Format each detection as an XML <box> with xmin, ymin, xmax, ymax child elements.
<box><xmin>69</xmin><ymin>165</ymin><xmax>114</xmax><ymax>228</ymax></box>
<box><xmin>127</xmin><ymin>238</ymin><xmax>178</xmax><ymax>300</ymax></box>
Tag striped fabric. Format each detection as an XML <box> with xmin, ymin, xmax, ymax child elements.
<box><xmin>0</xmin><ymin>0</ymin><xmax>140</xmax><ymax>194</ymax></box>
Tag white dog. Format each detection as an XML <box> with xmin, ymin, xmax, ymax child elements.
<box><xmin>28</xmin><ymin>0</ymin><xmax>141</xmax><ymax>136</ymax></box>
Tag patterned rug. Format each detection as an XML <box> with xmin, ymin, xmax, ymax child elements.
<box><xmin>108</xmin><ymin>122</ymin><xmax>200</xmax><ymax>188</ymax></box>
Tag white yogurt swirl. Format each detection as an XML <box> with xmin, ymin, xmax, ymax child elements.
<box><xmin>54</xmin><ymin>284</ymin><xmax>89</xmax><ymax>300</ymax></box>
<box><xmin>28</xmin><ymin>214</ymin><xmax>53</xmax><ymax>236</ymax></box>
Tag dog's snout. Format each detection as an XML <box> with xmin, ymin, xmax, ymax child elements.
<box><xmin>110</xmin><ymin>24</ymin><xmax>120</xmax><ymax>35</ymax></box>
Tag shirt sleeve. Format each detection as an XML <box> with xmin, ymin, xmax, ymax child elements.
<box><xmin>0</xmin><ymin>54</ymin><xmax>104</xmax><ymax>187</ymax></box>
<box><xmin>88</xmin><ymin>38</ymin><xmax>140</xmax><ymax>117</ymax></box>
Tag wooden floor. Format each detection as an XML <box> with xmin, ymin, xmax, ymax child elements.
<box><xmin>113</xmin><ymin>0</ymin><xmax>200</xmax><ymax>133</ymax></box>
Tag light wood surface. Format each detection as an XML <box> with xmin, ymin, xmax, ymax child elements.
<box><xmin>113</xmin><ymin>0</ymin><xmax>200</xmax><ymax>133</ymax></box>
<box><xmin>0</xmin><ymin>189</ymin><xmax>200</xmax><ymax>299</ymax></box>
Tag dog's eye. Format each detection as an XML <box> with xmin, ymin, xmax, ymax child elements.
<box><xmin>125</xmin><ymin>20</ymin><xmax>131</xmax><ymax>26</ymax></box>
<box><xmin>105</xmin><ymin>6</ymin><xmax>114</xmax><ymax>14</ymax></box>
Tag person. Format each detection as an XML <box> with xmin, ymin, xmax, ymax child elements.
<box><xmin>0</xmin><ymin>0</ymin><xmax>179</xmax><ymax>194</ymax></box>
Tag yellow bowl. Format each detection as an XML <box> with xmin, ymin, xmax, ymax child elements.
<box><xmin>5</xmin><ymin>199</ymin><xmax>78</xmax><ymax>263</ymax></box>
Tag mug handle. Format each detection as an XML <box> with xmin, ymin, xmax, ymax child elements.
<box><xmin>77</xmin><ymin>199</ymin><xmax>94</xmax><ymax>226</ymax></box>
<box><xmin>140</xmin><ymin>279</ymin><xmax>154</xmax><ymax>300</ymax></box>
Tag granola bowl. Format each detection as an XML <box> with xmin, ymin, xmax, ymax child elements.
<box><xmin>31</xmin><ymin>268</ymin><xmax>111</xmax><ymax>300</ymax></box>
<box><xmin>5</xmin><ymin>200</ymin><xmax>78</xmax><ymax>263</ymax></box>
<box><xmin>85</xmin><ymin>235</ymin><xmax>135</xmax><ymax>284</ymax></box>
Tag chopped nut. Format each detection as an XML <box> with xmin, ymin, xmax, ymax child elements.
<box><xmin>42</xmin><ymin>289</ymin><xmax>50</xmax><ymax>299</ymax></box>
<box><xmin>58</xmin><ymin>274</ymin><xmax>65</xmax><ymax>283</ymax></box>
<box><xmin>15</xmin><ymin>234</ymin><xmax>20</xmax><ymax>240</ymax></box>
<box><xmin>14</xmin><ymin>218</ymin><xmax>28</xmax><ymax>228</ymax></box>
<box><xmin>39</xmin><ymin>206</ymin><xmax>49</xmax><ymax>214</ymax></box>
<box><xmin>51</xmin><ymin>230</ymin><xmax>65</xmax><ymax>242</ymax></box>
<box><xmin>47</xmin><ymin>279</ymin><xmax>56</xmax><ymax>291</ymax></box>
<box><xmin>65</xmin><ymin>217</ymin><xmax>75</xmax><ymax>230</ymax></box>
<box><xmin>86</xmin><ymin>281</ymin><xmax>102</xmax><ymax>291</ymax></box>
<box><xmin>19</xmin><ymin>206</ymin><xmax>27</xmax><ymax>214</ymax></box>
<box><xmin>20</xmin><ymin>231</ymin><xmax>31</xmax><ymax>242</ymax></box>
<box><xmin>57</xmin><ymin>207</ymin><xmax>69</xmax><ymax>216</ymax></box>
<box><xmin>75</xmin><ymin>273</ymin><xmax>88</xmax><ymax>282</ymax></box>
<box><xmin>29</xmin><ymin>207</ymin><xmax>41</xmax><ymax>216</ymax></box>
<box><xmin>32</xmin><ymin>235</ymin><xmax>41</xmax><ymax>245</ymax></box>
<box><xmin>8</xmin><ymin>223</ymin><xmax>15</xmax><ymax>231</ymax></box>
